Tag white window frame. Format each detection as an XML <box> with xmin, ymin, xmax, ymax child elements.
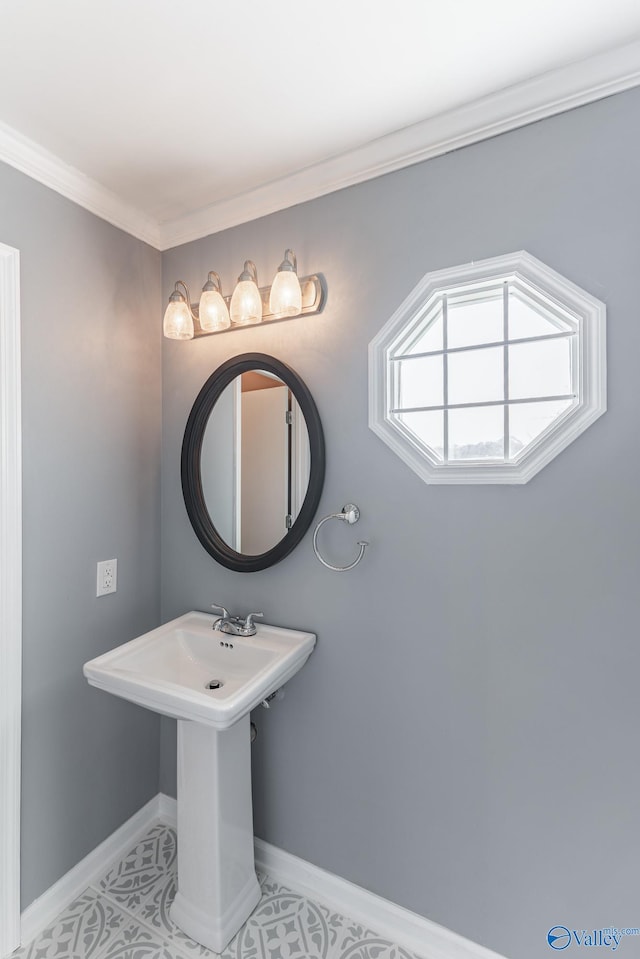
<box><xmin>369</xmin><ymin>251</ymin><xmax>606</xmax><ymax>485</ymax></box>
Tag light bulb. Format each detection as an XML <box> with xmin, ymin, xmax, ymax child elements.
<box><xmin>230</xmin><ymin>261</ymin><xmax>262</xmax><ymax>326</ymax></box>
<box><xmin>163</xmin><ymin>288</ymin><xmax>194</xmax><ymax>339</ymax></box>
<box><xmin>199</xmin><ymin>272</ymin><xmax>230</xmax><ymax>332</ymax></box>
<box><xmin>199</xmin><ymin>290</ymin><xmax>230</xmax><ymax>331</ymax></box>
<box><xmin>269</xmin><ymin>271</ymin><xmax>302</xmax><ymax>317</ymax></box>
<box><xmin>269</xmin><ymin>249</ymin><xmax>302</xmax><ymax>318</ymax></box>
<box><xmin>231</xmin><ymin>282</ymin><xmax>262</xmax><ymax>325</ymax></box>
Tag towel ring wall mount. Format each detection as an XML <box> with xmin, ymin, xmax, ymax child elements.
<box><xmin>312</xmin><ymin>504</ymin><xmax>369</xmax><ymax>572</ymax></box>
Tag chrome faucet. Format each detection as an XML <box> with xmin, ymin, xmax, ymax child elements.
<box><xmin>211</xmin><ymin>604</ymin><xmax>264</xmax><ymax>637</ymax></box>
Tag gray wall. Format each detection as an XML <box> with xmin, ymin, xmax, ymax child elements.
<box><xmin>160</xmin><ymin>87</ymin><xmax>640</xmax><ymax>959</ymax></box>
<box><xmin>0</xmin><ymin>162</ymin><xmax>163</xmax><ymax>908</ymax></box>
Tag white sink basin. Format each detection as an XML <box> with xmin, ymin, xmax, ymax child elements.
<box><xmin>83</xmin><ymin>610</ymin><xmax>316</xmax><ymax>730</ymax></box>
<box><xmin>84</xmin><ymin>609</ymin><xmax>316</xmax><ymax>952</ymax></box>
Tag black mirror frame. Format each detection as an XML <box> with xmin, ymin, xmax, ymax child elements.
<box><xmin>182</xmin><ymin>353</ymin><xmax>325</xmax><ymax>572</ymax></box>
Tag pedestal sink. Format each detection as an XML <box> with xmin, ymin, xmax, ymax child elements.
<box><xmin>83</xmin><ymin>611</ymin><xmax>316</xmax><ymax>951</ymax></box>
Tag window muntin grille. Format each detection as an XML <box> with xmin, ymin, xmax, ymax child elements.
<box><xmin>388</xmin><ymin>278</ymin><xmax>578</xmax><ymax>465</ymax></box>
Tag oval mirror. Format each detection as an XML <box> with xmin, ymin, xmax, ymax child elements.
<box><xmin>182</xmin><ymin>353</ymin><xmax>325</xmax><ymax>571</ymax></box>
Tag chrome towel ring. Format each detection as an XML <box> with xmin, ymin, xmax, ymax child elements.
<box><xmin>312</xmin><ymin>504</ymin><xmax>369</xmax><ymax>572</ymax></box>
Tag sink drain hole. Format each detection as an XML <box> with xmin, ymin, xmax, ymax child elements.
<box><xmin>205</xmin><ymin>679</ymin><xmax>224</xmax><ymax>690</ymax></box>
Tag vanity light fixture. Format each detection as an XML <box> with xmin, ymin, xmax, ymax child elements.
<box><xmin>163</xmin><ymin>249</ymin><xmax>325</xmax><ymax>340</ymax></box>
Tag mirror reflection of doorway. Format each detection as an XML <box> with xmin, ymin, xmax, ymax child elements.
<box><xmin>238</xmin><ymin>372</ymin><xmax>310</xmax><ymax>556</ymax></box>
<box><xmin>239</xmin><ymin>372</ymin><xmax>289</xmax><ymax>555</ymax></box>
<box><xmin>200</xmin><ymin>369</ymin><xmax>311</xmax><ymax>557</ymax></box>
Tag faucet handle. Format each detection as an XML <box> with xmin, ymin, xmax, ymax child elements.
<box><xmin>244</xmin><ymin>612</ymin><xmax>264</xmax><ymax>630</ymax></box>
<box><xmin>211</xmin><ymin>603</ymin><xmax>230</xmax><ymax>619</ymax></box>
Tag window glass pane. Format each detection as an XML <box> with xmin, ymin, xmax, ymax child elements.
<box><xmin>448</xmin><ymin>346</ymin><xmax>504</xmax><ymax>406</ymax></box>
<box><xmin>508</xmin><ymin>338</ymin><xmax>572</xmax><ymax>401</ymax></box>
<box><xmin>508</xmin><ymin>289</ymin><xmax>560</xmax><ymax>340</ymax></box>
<box><xmin>447</xmin><ymin>291</ymin><xmax>504</xmax><ymax>349</ymax></box>
<box><xmin>509</xmin><ymin>283</ymin><xmax>573</xmax><ymax>338</ymax></box>
<box><xmin>508</xmin><ymin>399</ymin><xmax>574</xmax><ymax>458</ymax></box>
<box><xmin>396</xmin><ymin>410</ymin><xmax>444</xmax><ymax>461</ymax></box>
<box><xmin>395</xmin><ymin>300</ymin><xmax>442</xmax><ymax>355</ymax></box>
<box><xmin>405</xmin><ymin>316</ymin><xmax>443</xmax><ymax>356</ymax></box>
<box><xmin>448</xmin><ymin>406</ymin><xmax>504</xmax><ymax>461</ymax></box>
<box><xmin>395</xmin><ymin>355</ymin><xmax>443</xmax><ymax>410</ymax></box>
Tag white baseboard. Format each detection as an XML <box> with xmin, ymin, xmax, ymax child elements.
<box><xmin>253</xmin><ymin>839</ymin><xmax>507</xmax><ymax>959</ymax></box>
<box><xmin>20</xmin><ymin>794</ymin><xmax>163</xmax><ymax>945</ymax></box>
<box><xmin>158</xmin><ymin>794</ymin><xmax>505</xmax><ymax>959</ymax></box>
<box><xmin>19</xmin><ymin>792</ymin><xmax>507</xmax><ymax>959</ymax></box>
<box><xmin>157</xmin><ymin>791</ymin><xmax>178</xmax><ymax>827</ymax></box>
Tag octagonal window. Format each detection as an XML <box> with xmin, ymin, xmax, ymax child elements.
<box><xmin>369</xmin><ymin>252</ymin><xmax>606</xmax><ymax>484</ymax></box>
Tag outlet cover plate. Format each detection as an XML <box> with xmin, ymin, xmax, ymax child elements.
<box><xmin>97</xmin><ymin>559</ymin><xmax>117</xmax><ymax>597</ymax></box>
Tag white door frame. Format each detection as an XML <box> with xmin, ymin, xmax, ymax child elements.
<box><xmin>0</xmin><ymin>242</ymin><xmax>22</xmax><ymax>956</ymax></box>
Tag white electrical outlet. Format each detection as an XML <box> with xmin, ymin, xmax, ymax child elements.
<box><xmin>96</xmin><ymin>559</ymin><xmax>117</xmax><ymax>597</ymax></box>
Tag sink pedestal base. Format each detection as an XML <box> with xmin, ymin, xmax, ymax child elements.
<box><xmin>170</xmin><ymin>716</ymin><xmax>261</xmax><ymax>952</ymax></box>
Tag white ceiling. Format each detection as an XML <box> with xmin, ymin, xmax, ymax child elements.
<box><xmin>1</xmin><ymin>0</ymin><xmax>640</xmax><ymax>249</ymax></box>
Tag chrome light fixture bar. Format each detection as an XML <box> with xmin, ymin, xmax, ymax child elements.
<box><xmin>163</xmin><ymin>249</ymin><xmax>325</xmax><ymax>340</ymax></box>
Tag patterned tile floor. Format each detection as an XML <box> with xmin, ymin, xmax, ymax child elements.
<box><xmin>13</xmin><ymin>822</ymin><xmax>421</xmax><ymax>959</ymax></box>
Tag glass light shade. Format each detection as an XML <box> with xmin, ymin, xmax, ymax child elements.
<box><xmin>163</xmin><ymin>299</ymin><xmax>194</xmax><ymax>339</ymax></box>
<box><xmin>230</xmin><ymin>280</ymin><xmax>263</xmax><ymax>326</ymax></box>
<box><xmin>199</xmin><ymin>289</ymin><xmax>230</xmax><ymax>332</ymax></box>
<box><xmin>269</xmin><ymin>269</ymin><xmax>302</xmax><ymax>317</ymax></box>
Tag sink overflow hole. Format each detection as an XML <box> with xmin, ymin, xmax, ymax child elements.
<box><xmin>205</xmin><ymin>679</ymin><xmax>224</xmax><ymax>690</ymax></box>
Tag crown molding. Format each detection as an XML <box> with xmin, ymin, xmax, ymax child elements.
<box><xmin>1</xmin><ymin>40</ymin><xmax>639</xmax><ymax>253</ymax></box>
<box><xmin>0</xmin><ymin>120</ymin><xmax>161</xmax><ymax>249</ymax></box>
<box><xmin>158</xmin><ymin>38</ymin><xmax>640</xmax><ymax>250</ymax></box>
